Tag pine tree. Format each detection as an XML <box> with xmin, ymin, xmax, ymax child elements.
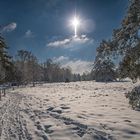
<box><xmin>97</xmin><ymin>0</ymin><xmax>140</xmax><ymax>109</ymax></box>
<box><xmin>0</xmin><ymin>35</ymin><xmax>12</xmax><ymax>83</ymax></box>
<box><xmin>93</xmin><ymin>39</ymin><xmax>116</xmax><ymax>82</ymax></box>
<box><xmin>95</xmin><ymin>0</ymin><xmax>140</xmax><ymax>81</ymax></box>
<box><xmin>111</xmin><ymin>0</ymin><xmax>140</xmax><ymax>80</ymax></box>
<box><xmin>93</xmin><ymin>58</ymin><xmax>116</xmax><ymax>82</ymax></box>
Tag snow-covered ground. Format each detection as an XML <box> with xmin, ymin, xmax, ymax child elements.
<box><xmin>0</xmin><ymin>81</ymin><xmax>140</xmax><ymax>140</ymax></box>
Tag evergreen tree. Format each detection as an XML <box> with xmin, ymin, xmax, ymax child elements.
<box><xmin>95</xmin><ymin>0</ymin><xmax>140</xmax><ymax>81</ymax></box>
<box><xmin>95</xmin><ymin>0</ymin><xmax>140</xmax><ymax>109</ymax></box>
<box><xmin>93</xmin><ymin>58</ymin><xmax>116</xmax><ymax>82</ymax></box>
<box><xmin>112</xmin><ymin>0</ymin><xmax>140</xmax><ymax>81</ymax></box>
<box><xmin>93</xmin><ymin>39</ymin><xmax>116</xmax><ymax>82</ymax></box>
<box><xmin>0</xmin><ymin>35</ymin><xmax>12</xmax><ymax>83</ymax></box>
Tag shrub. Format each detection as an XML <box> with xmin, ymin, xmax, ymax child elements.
<box><xmin>126</xmin><ymin>86</ymin><xmax>140</xmax><ymax>110</ymax></box>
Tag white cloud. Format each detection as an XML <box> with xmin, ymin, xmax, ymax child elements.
<box><xmin>48</xmin><ymin>38</ymin><xmax>70</xmax><ymax>47</ymax></box>
<box><xmin>53</xmin><ymin>56</ymin><xmax>93</xmax><ymax>74</ymax></box>
<box><xmin>1</xmin><ymin>22</ymin><xmax>17</xmax><ymax>33</ymax></box>
<box><xmin>24</xmin><ymin>30</ymin><xmax>35</xmax><ymax>38</ymax></box>
<box><xmin>47</xmin><ymin>35</ymin><xmax>94</xmax><ymax>50</ymax></box>
<box><xmin>53</xmin><ymin>56</ymin><xmax>69</xmax><ymax>63</ymax></box>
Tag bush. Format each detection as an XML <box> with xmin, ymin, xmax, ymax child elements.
<box><xmin>126</xmin><ymin>86</ymin><xmax>140</xmax><ymax>110</ymax></box>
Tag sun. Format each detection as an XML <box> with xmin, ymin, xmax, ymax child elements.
<box><xmin>71</xmin><ymin>16</ymin><xmax>80</xmax><ymax>37</ymax></box>
<box><xmin>72</xmin><ymin>17</ymin><xmax>80</xmax><ymax>27</ymax></box>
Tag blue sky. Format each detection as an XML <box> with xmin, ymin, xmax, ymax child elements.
<box><xmin>0</xmin><ymin>0</ymin><xmax>128</xmax><ymax>73</ymax></box>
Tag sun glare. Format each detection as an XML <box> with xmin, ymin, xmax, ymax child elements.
<box><xmin>71</xmin><ymin>16</ymin><xmax>80</xmax><ymax>37</ymax></box>
<box><xmin>72</xmin><ymin>17</ymin><xmax>79</xmax><ymax>27</ymax></box>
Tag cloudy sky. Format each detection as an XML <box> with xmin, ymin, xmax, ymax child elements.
<box><xmin>0</xmin><ymin>0</ymin><xmax>128</xmax><ymax>74</ymax></box>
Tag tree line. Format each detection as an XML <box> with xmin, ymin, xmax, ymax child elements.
<box><xmin>0</xmin><ymin>39</ymin><xmax>95</xmax><ymax>85</ymax></box>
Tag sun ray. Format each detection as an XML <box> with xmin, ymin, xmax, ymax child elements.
<box><xmin>71</xmin><ymin>16</ymin><xmax>80</xmax><ymax>37</ymax></box>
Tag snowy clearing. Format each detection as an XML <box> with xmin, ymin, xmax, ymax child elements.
<box><xmin>0</xmin><ymin>81</ymin><xmax>140</xmax><ymax>140</ymax></box>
